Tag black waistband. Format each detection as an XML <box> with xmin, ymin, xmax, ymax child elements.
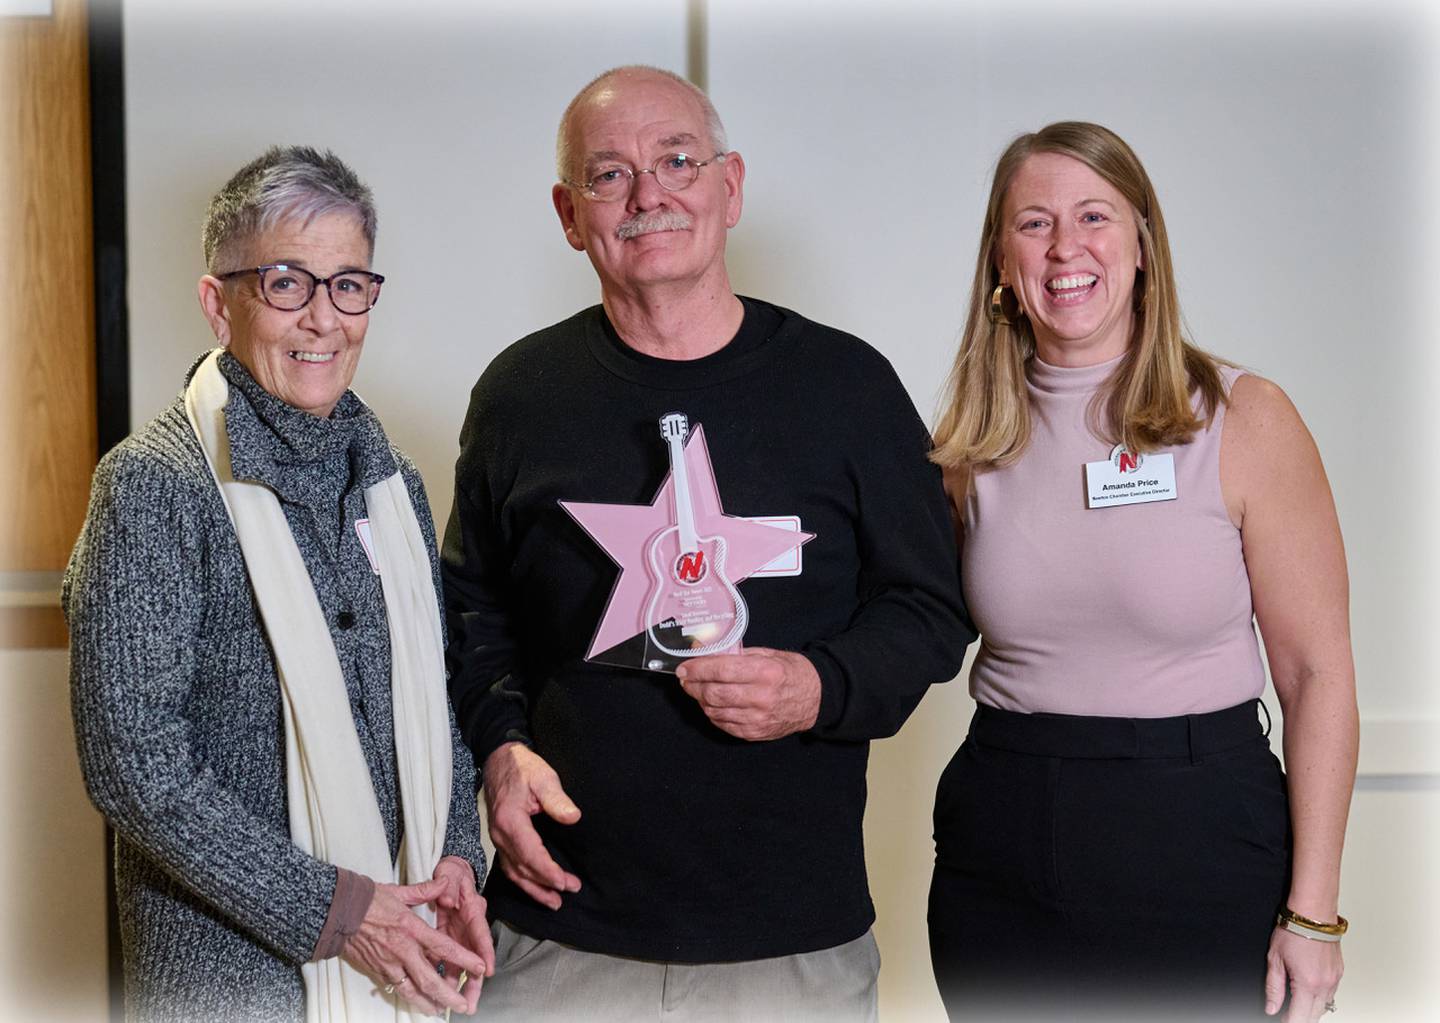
<box><xmin>969</xmin><ymin>699</ymin><xmax>1266</xmax><ymax>761</ymax></box>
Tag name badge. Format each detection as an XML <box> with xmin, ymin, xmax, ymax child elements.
<box><xmin>1085</xmin><ymin>445</ymin><xmax>1177</xmax><ymax>509</ymax></box>
<box><xmin>354</xmin><ymin>519</ymin><xmax>381</xmax><ymax>574</ymax></box>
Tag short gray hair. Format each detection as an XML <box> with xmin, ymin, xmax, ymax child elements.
<box><xmin>555</xmin><ymin>66</ymin><xmax>728</xmax><ymax>183</ymax></box>
<box><xmin>202</xmin><ymin>146</ymin><xmax>376</xmax><ymax>272</ymax></box>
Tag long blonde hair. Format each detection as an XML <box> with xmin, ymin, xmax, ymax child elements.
<box><xmin>931</xmin><ymin>122</ymin><xmax>1225</xmax><ymax>473</ymax></box>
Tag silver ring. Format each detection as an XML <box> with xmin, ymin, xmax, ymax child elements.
<box><xmin>1324</xmin><ymin>1001</ymin><xmax>1337</xmax><ymax>1014</ymax></box>
<box><xmin>383</xmin><ymin>977</ymin><xmax>408</xmax><ymax>995</ymax></box>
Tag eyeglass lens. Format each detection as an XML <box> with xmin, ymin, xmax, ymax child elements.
<box><xmin>261</xmin><ymin>267</ymin><xmax>381</xmax><ymax>314</ymax></box>
<box><xmin>587</xmin><ymin>153</ymin><xmax>704</xmax><ymax>201</ymax></box>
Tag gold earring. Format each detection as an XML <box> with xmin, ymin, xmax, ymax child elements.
<box><xmin>989</xmin><ymin>284</ymin><xmax>1020</xmax><ymax>326</ymax></box>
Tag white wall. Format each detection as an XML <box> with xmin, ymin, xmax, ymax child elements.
<box><xmin>25</xmin><ymin>0</ymin><xmax>1428</xmax><ymax>1019</ymax></box>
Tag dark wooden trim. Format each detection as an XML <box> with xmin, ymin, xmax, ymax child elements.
<box><xmin>89</xmin><ymin>0</ymin><xmax>127</xmax><ymax>459</ymax></box>
<box><xmin>0</xmin><ymin>606</ymin><xmax>69</xmax><ymax>648</ymax></box>
<box><xmin>87</xmin><ymin>2</ymin><xmax>126</xmax><ymax>1017</ymax></box>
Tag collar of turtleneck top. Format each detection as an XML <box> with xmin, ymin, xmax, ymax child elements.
<box><xmin>1025</xmin><ymin>350</ymin><xmax>1128</xmax><ymax>398</ymax></box>
<box><xmin>211</xmin><ymin>350</ymin><xmax>398</xmax><ymax>507</ymax></box>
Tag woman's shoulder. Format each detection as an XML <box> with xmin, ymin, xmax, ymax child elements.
<box><xmin>1218</xmin><ymin>370</ymin><xmax>1320</xmax><ymax>523</ymax></box>
<box><xmin>389</xmin><ymin>446</ymin><xmax>428</xmax><ymax>501</ymax></box>
<box><xmin>383</xmin><ymin>443</ymin><xmax>440</xmax><ymax>530</ymax></box>
<box><xmin>67</xmin><ymin>403</ymin><xmax>223</xmax><ymax>609</ymax></box>
<box><xmin>1223</xmin><ymin>372</ymin><xmax>1306</xmax><ymax>437</ymax></box>
<box><xmin>1191</xmin><ymin>356</ymin><xmax>1294</xmax><ymax>437</ymax></box>
<box><xmin>92</xmin><ymin>400</ymin><xmax>211</xmax><ymax>500</ymax></box>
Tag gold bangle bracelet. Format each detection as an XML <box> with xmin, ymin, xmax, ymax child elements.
<box><xmin>1277</xmin><ymin>908</ymin><xmax>1349</xmax><ymax>936</ymax></box>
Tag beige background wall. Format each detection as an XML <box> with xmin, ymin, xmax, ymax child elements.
<box><xmin>5</xmin><ymin>0</ymin><xmax>1438</xmax><ymax>1019</ymax></box>
<box><xmin>0</xmin><ymin>649</ymin><xmax>107</xmax><ymax>1022</ymax></box>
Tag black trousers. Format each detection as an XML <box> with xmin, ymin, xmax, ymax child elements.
<box><xmin>928</xmin><ymin>700</ymin><xmax>1290</xmax><ymax>1022</ymax></box>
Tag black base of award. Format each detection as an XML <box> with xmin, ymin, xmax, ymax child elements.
<box><xmin>592</xmin><ymin>620</ymin><xmax>718</xmax><ymax>674</ymax></box>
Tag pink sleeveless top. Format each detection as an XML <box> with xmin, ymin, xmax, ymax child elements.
<box><xmin>962</xmin><ymin>355</ymin><xmax>1265</xmax><ymax>716</ymax></box>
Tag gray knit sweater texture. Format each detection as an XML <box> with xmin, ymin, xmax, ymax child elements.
<box><xmin>64</xmin><ymin>353</ymin><xmax>485</xmax><ymax>1022</ymax></box>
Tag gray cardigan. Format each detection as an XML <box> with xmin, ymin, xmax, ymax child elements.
<box><xmin>65</xmin><ymin>354</ymin><xmax>486</xmax><ymax>1022</ymax></box>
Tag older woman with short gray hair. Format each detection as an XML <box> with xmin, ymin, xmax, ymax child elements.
<box><xmin>65</xmin><ymin>146</ymin><xmax>493</xmax><ymax>1021</ymax></box>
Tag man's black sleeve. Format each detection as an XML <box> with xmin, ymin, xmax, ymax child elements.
<box><xmin>801</xmin><ymin>359</ymin><xmax>977</xmax><ymax>741</ymax></box>
<box><xmin>441</xmin><ymin>388</ymin><xmax>532</xmax><ymax>772</ymax></box>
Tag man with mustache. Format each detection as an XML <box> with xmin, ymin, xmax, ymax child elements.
<box><xmin>442</xmin><ymin>66</ymin><xmax>971</xmax><ymax>1020</ymax></box>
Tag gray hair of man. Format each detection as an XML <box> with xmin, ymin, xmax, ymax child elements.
<box><xmin>202</xmin><ymin>145</ymin><xmax>377</xmax><ymax>274</ymax></box>
<box><xmin>555</xmin><ymin>65</ymin><xmax>729</xmax><ymax>183</ymax></box>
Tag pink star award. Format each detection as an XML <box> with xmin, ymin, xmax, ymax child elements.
<box><xmin>560</xmin><ymin>413</ymin><xmax>814</xmax><ymax>673</ymax></box>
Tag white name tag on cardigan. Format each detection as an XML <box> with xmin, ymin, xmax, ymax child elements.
<box><xmin>1085</xmin><ymin>446</ymin><xmax>1177</xmax><ymax>509</ymax></box>
<box><xmin>354</xmin><ymin>519</ymin><xmax>382</xmax><ymax>574</ymax></box>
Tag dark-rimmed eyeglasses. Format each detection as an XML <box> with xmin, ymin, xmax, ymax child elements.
<box><xmin>563</xmin><ymin>152</ymin><xmax>727</xmax><ymax>203</ymax></box>
<box><xmin>217</xmin><ymin>265</ymin><xmax>385</xmax><ymax>315</ymax></box>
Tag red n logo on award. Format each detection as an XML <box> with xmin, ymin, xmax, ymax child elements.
<box><xmin>674</xmin><ymin>550</ymin><xmax>708</xmax><ymax>584</ymax></box>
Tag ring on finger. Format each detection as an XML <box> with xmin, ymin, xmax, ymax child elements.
<box><xmin>383</xmin><ymin>977</ymin><xmax>409</xmax><ymax>995</ymax></box>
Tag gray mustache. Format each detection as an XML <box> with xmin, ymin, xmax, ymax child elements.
<box><xmin>616</xmin><ymin>210</ymin><xmax>694</xmax><ymax>240</ymax></box>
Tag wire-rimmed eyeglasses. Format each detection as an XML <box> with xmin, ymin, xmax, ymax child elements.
<box><xmin>217</xmin><ymin>264</ymin><xmax>385</xmax><ymax>315</ymax></box>
<box><xmin>563</xmin><ymin>152</ymin><xmax>727</xmax><ymax>203</ymax></box>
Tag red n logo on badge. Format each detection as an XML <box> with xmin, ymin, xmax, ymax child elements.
<box><xmin>1117</xmin><ymin>451</ymin><xmax>1139</xmax><ymax>473</ymax></box>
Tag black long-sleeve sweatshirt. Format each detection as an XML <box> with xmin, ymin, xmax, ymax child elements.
<box><xmin>442</xmin><ymin>298</ymin><xmax>974</xmax><ymax>961</ymax></box>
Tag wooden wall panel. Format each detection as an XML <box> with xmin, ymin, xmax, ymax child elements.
<box><xmin>0</xmin><ymin>0</ymin><xmax>97</xmax><ymax>576</ymax></box>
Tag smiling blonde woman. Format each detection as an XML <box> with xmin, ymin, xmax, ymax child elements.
<box><xmin>928</xmin><ymin>122</ymin><xmax>1358</xmax><ymax>1023</ymax></box>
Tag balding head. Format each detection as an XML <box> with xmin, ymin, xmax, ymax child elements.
<box><xmin>549</xmin><ymin>63</ymin><xmax>745</xmax><ymax>307</ymax></box>
<box><xmin>556</xmin><ymin>65</ymin><xmax>728</xmax><ymax>183</ymax></box>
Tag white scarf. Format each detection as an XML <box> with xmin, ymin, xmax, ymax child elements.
<box><xmin>185</xmin><ymin>350</ymin><xmax>451</xmax><ymax>1022</ymax></box>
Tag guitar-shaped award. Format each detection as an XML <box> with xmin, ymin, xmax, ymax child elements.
<box><xmin>642</xmin><ymin>413</ymin><xmax>748</xmax><ymax>670</ymax></box>
<box><xmin>558</xmin><ymin>416</ymin><xmax>814</xmax><ymax>674</ymax></box>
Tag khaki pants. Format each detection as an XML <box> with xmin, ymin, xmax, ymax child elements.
<box><xmin>470</xmin><ymin>920</ymin><xmax>880</xmax><ymax>1022</ymax></box>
